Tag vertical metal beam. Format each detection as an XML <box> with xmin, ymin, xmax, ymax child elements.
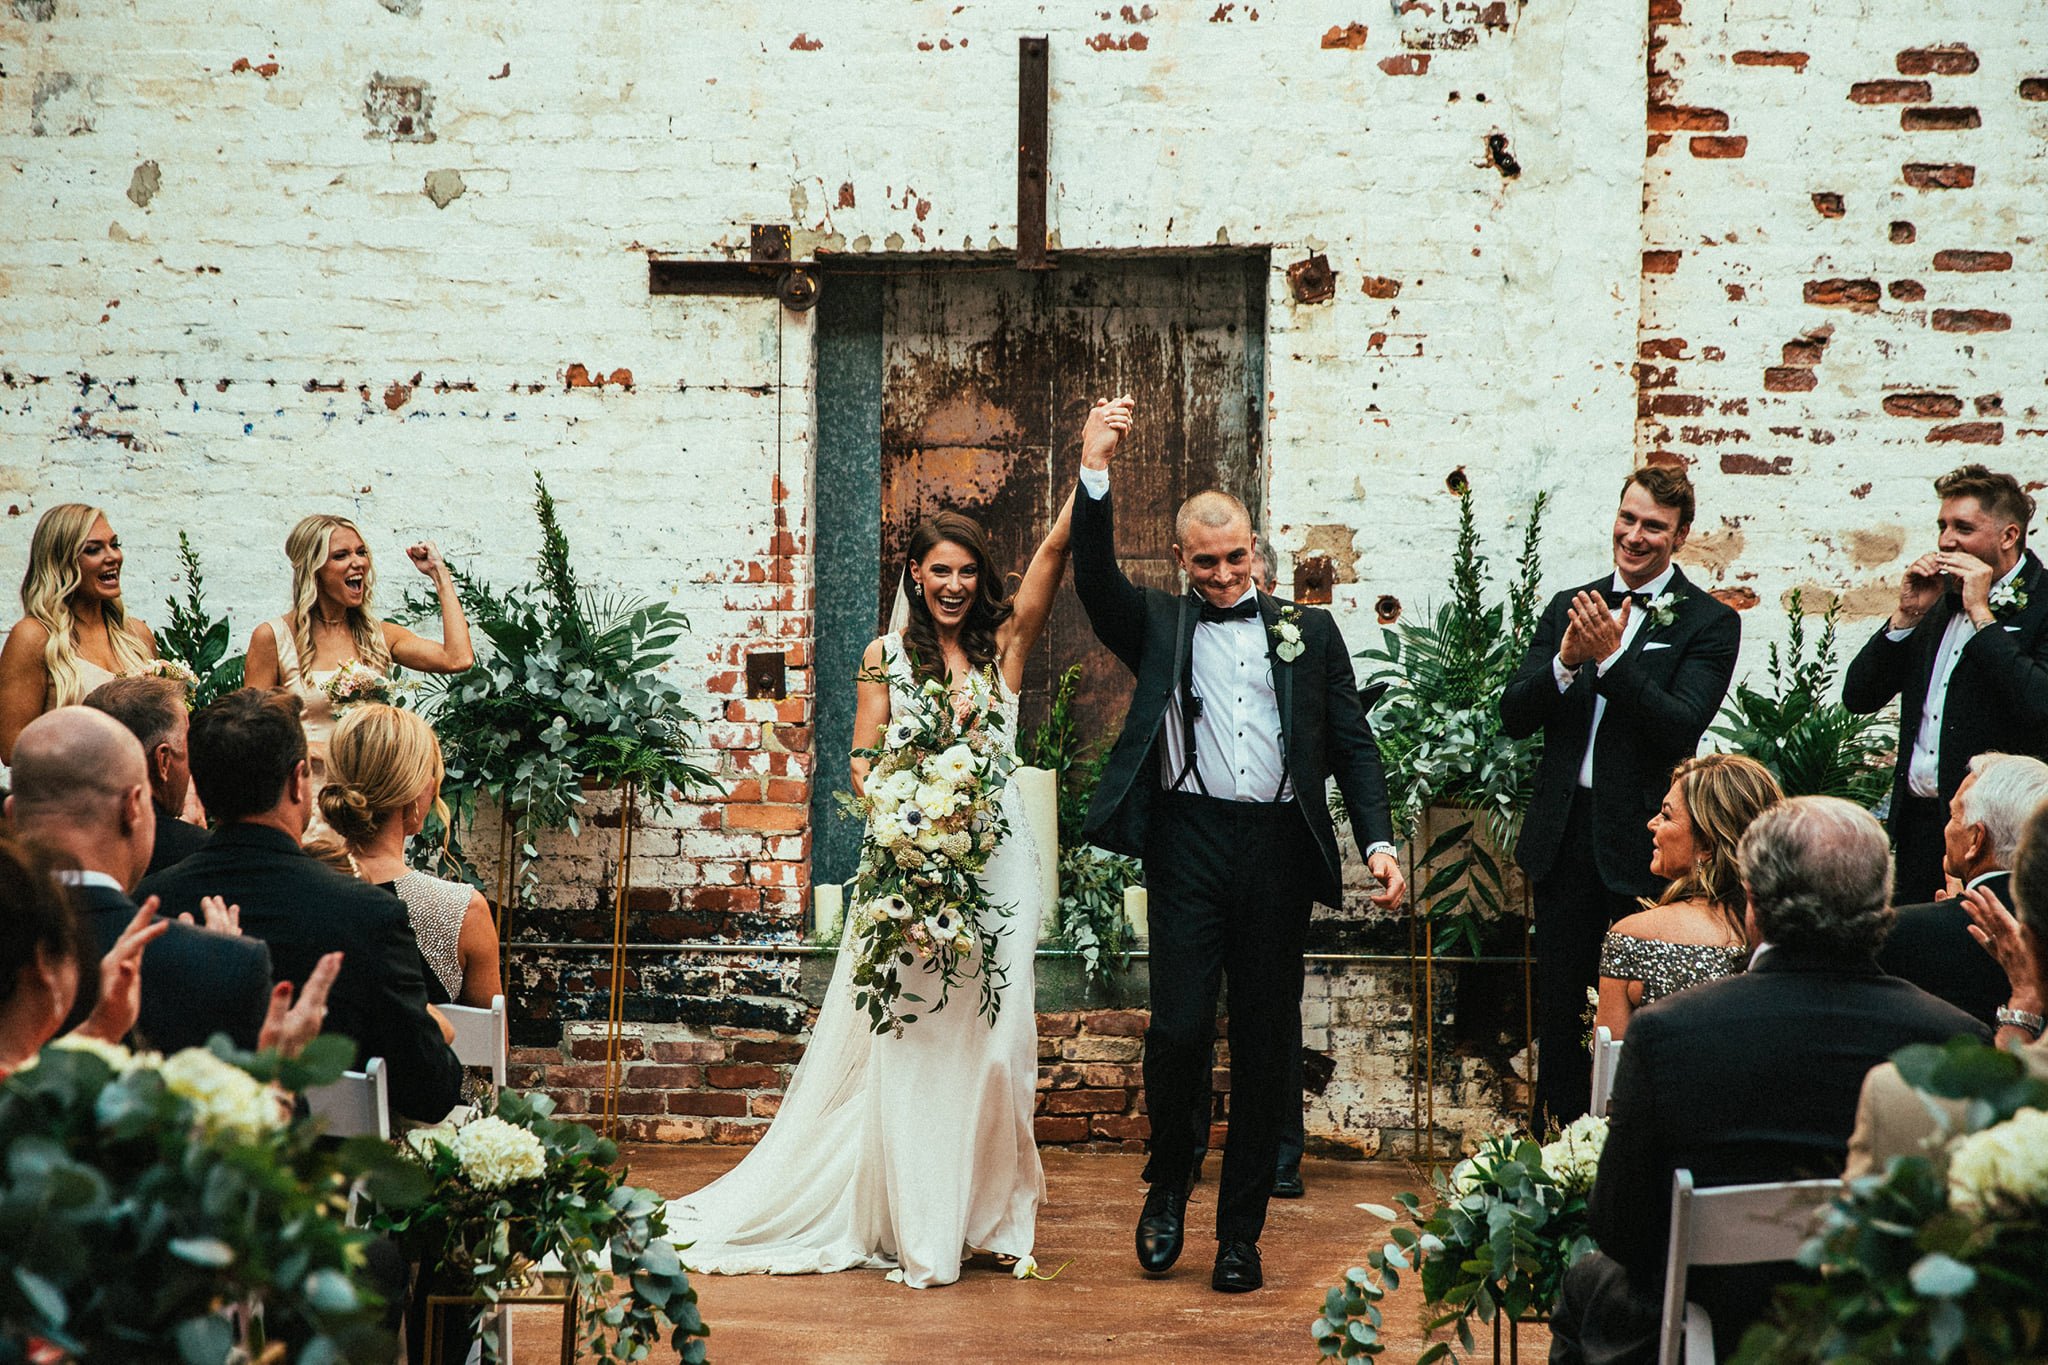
<box><xmin>1018</xmin><ymin>36</ymin><xmax>1050</xmax><ymax>271</ymax></box>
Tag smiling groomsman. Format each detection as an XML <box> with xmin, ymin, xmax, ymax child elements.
<box><xmin>1500</xmin><ymin>466</ymin><xmax>1739</xmax><ymax>1127</ymax></box>
<box><xmin>1844</xmin><ymin>465</ymin><xmax>2048</xmax><ymax>906</ymax></box>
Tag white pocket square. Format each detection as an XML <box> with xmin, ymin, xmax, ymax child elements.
<box><xmin>1643</xmin><ymin>641</ymin><xmax>1673</xmax><ymax>652</ymax></box>
<box><xmin>2005</xmin><ymin>624</ymin><xmax>2021</xmax><ymax>632</ymax></box>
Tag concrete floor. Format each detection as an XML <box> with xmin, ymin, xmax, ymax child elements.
<box><xmin>512</xmin><ymin>1145</ymin><xmax>1553</xmax><ymax>1365</ymax></box>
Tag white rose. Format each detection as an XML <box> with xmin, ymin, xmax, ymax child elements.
<box><xmin>1948</xmin><ymin>1107</ymin><xmax>2048</xmax><ymax>1211</ymax></box>
<box><xmin>449</xmin><ymin>1115</ymin><xmax>548</xmax><ymax>1189</ymax></box>
<box><xmin>161</xmin><ymin>1048</ymin><xmax>285</xmax><ymax>1140</ymax></box>
<box><xmin>916</xmin><ymin>782</ymin><xmax>961</xmax><ymax>818</ymax></box>
<box><xmin>1540</xmin><ymin>1114</ymin><xmax>1609</xmax><ymax>1193</ymax></box>
<box><xmin>1278</xmin><ymin>621</ymin><xmax>1302</xmax><ymax>644</ymax></box>
<box><xmin>930</xmin><ymin>744</ymin><xmax>977</xmax><ymax>785</ymax></box>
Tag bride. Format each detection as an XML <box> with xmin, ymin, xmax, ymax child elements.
<box><xmin>665</xmin><ymin>484</ymin><xmax>1083</xmax><ymax>1288</ymax></box>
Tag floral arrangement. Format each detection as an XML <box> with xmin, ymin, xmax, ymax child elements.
<box><xmin>151</xmin><ymin>531</ymin><xmax>245</xmax><ymax>709</ymax></box>
<box><xmin>0</xmin><ymin>1033</ymin><xmax>413</xmax><ymax>1362</ymax></box>
<box><xmin>1271</xmin><ymin>605</ymin><xmax>1305</xmax><ymax>662</ymax></box>
<box><xmin>839</xmin><ymin>650</ymin><xmax>1015</xmax><ymax>1035</ymax></box>
<box><xmin>1732</xmin><ymin>1037</ymin><xmax>2048</xmax><ymax>1363</ymax></box>
<box><xmin>1643</xmin><ymin>590</ymin><xmax>1682</xmax><ymax>631</ymax></box>
<box><xmin>1313</xmin><ymin>1116</ymin><xmax>1608</xmax><ymax>1361</ymax></box>
<box><xmin>322</xmin><ymin>656</ymin><xmax>406</xmax><ymax>711</ymax></box>
<box><xmin>134</xmin><ymin>656</ymin><xmax>202</xmax><ymax>694</ymax></box>
<box><xmin>1989</xmin><ymin>577</ymin><xmax>2029</xmax><ymax>621</ymax></box>
<box><xmin>373</xmin><ymin>1089</ymin><xmax>709</xmax><ymax>1365</ymax></box>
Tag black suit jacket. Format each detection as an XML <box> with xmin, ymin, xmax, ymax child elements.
<box><xmin>1589</xmin><ymin>948</ymin><xmax>1986</xmax><ymax>1352</ymax></box>
<box><xmin>147</xmin><ymin>798</ymin><xmax>210</xmax><ymax>877</ymax></box>
<box><xmin>1843</xmin><ymin>549</ymin><xmax>2048</xmax><ymax>824</ymax></box>
<box><xmin>1070</xmin><ymin>482</ymin><xmax>1394</xmax><ymax>908</ymax></box>
<box><xmin>1500</xmin><ymin>568</ymin><xmax>1739</xmax><ymax>898</ymax></box>
<box><xmin>1876</xmin><ymin>871</ymin><xmax>2015</xmax><ymax>1031</ymax></box>
<box><xmin>136</xmin><ymin>823</ymin><xmax>462</xmax><ymax>1122</ymax></box>
<box><xmin>58</xmin><ymin>880</ymin><xmax>273</xmax><ymax>1054</ymax></box>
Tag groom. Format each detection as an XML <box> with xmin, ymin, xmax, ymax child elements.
<box><xmin>1072</xmin><ymin>397</ymin><xmax>1405</xmax><ymax>1292</ymax></box>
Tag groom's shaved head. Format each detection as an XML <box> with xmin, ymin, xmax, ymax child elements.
<box><xmin>1175</xmin><ymin>490</ymin><xmax>1251</xmax><ymax>544</ymax></box>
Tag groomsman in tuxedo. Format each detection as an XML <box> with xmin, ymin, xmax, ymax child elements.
<box><xmin>1844</xmin><ymin>464</ymin><xmax>2048</xmax><ymax>904</ymax></box>
<box><xmin>1500</xmin><ymin>466</ymin><xmax>1739</xmax><ymax>1126</ymax></box>
<box><xmin>1071</xmin><ymin>397</ymin><xmax>1405</xmax><ymax>1293</ymax></box>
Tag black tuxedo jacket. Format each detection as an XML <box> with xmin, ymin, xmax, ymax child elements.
<box><xmin>1070</xmin><ymin>483</ymin><xmax>1395</xmax><ymax>908</ymax></box>
<box><xmin>58</xmin><ymin>881</ymin><xmax>273</xmax><ymax>1053</ymax></box>
<box><xmin>1876</xmin><ymin>871</ymin><xmax>2015</xmax><ymax>1031</ymax></box>
<box><xmin>1590</xmin><ymin>948</ymin><xmax>1985</xmax><ymax>1351</ymax></box>
<box><xmin>137</xmin><ymin>823</ymin><xmax>462</xmax><ymax>1122</ymax></box>
<box><xmin>1843</xmin><ymin>549</ymin><xmax>2048</xmax><ymax>821</ymax></box>
<box><xmin>147</xmin><ymin>798</ymin><xmax>210</xmax><ymax>877</ymax></box>
<box><xmin>1500</xmin><ymin>567</ymin><xmax>1739</xmax><ymax>898</ymax></box>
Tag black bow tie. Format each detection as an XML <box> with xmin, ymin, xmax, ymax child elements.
<box><xmin>1196</xmin><ymin>595</ymin><xmax>1260</xmax><ymax>625</ymax></box>
<box><xmin>1603</xmin><ymin>588</ymin><xmax>1652</xmax><ymax>611</ymax></box>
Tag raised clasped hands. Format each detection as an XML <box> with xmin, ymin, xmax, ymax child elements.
<box><xmin>1897</xmin><ymin>549</ymin><xmax>1996</xmax><ymax>629</ymax></box>
<box><xmin>1558</xmin><ymin>590</ymin><xmax>1628</xmax><ymax>669</ymax></box>
<box><xmin>1080</xmin><ymin>394</ymin><xmax>1134</xmax><ymax>471</ymax></box>
<box><xmin>1367</xmin><ymin>851</ymin><xmax>1407</xmax><ymax>909</ymax></box>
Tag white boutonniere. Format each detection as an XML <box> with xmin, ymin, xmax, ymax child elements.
<box><xmin>1989</xmin><ymin>579</ymin><xmax>2029</xmax><ymax>621</ymax></box>
<box><xmin>1644</xmin><ymin>591</ymin><xmax>1682</xmax><ymax>630</ymax></box>
<box><xmin>1271</xmin><ymin>605</ymin><xmax>1305</xmax><ymax>663</ymax></box>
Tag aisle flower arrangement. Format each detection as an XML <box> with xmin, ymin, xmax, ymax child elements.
<box><xmin>0</xmin><ymin>1034</ymin><xmax>410</xmax><ymax>1362</ymax></box>
<box><xmin>840</xmin><ymin>651</ymin><xmax>1016</xmax><ymax>1035</ymax></box>
<box><xmin>1314</xmin><ymin>1116</ymin><xmax>1608</xmax><ymax>1361</ymax></box>
<box><xmin>372</xmin><ymin>1089</ymin><xmax>709</xmax><ymax>1365</ymax></box>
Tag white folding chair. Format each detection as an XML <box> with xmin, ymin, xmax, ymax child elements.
<box><xmin>305</xmin><ymin>1056</ymin><xmax>391</xmax><ymax>1140</ymax></box>
<box><xmin>1590</xmin><ymin>1026</ymin><xmax>1624</xmax><ymax>1118</ymax></box>
<box><xmin>1657</xmin><ymin>1169</ymin><xmax>1837</xmax><ymax>1364</ymax></box>
<box><xmin>441</xmin><ymin>994</ymin><xmax>510</xmax><ymax>1091</ymax></box>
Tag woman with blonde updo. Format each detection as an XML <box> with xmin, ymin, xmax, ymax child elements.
<box><xmin>244</xmin><ymin>514</ymin><xmax>473</xmax><ymax>789</ymax></box>
<box><xmin>318</xmin><ymin>703</ymin><xmax>500</xmax><ymax>1007</ymax></box>
<box><xmin>1595</xmin><ymin>752</ymin><xmax>1784</xmax><ymax>1038</ymax></box>
<box><xmin>0</xmin><ymin>504</ymin><xmax>160</xmax><ymax>762</ymax></box>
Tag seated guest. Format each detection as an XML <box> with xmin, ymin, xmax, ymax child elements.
<box><xmin>84</xmin><ymin>675</ymin><xmax>209</xmax><ymax>875</ymax></box>
<box><xmin>137</xmin><ymin>688</ymin><xmax>462</xmax><ymax>1122</ymax></box>
<box><xmin>1551</xmin><ymin>797</ymin><xmax>1988</xmax><ymax>1365</ymax></box>
<box><xmin>10</xmin><ymin>707</ymin><xmax>271</xmax><ymax>1053</ymax></box>
<box><xmin>317</xmin><ymin>703</ymin><xmax>501</xmax><ymax>1007</ymax></box>
<box><xmin>1851</xmin><ymin>791</ymin><xmax>2048</xmax><ymax>1175</ymax></box>
<box><xmin>1876</xmin><ymin>752</ymin><xmax>2048</xmax><ymax>1030</ymax></box>
<box><xmin>1597</xmin><ymin>753</ymin><xmax>1782</xmax><ymax>1038</ymax></box>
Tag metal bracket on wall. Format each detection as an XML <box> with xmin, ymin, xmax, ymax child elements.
<box><xmin>1017</xmin><ymin>36</ymin><xmax>1050</xmax><ymax>271</ymax></box>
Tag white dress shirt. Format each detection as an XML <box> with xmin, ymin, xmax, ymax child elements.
<box><xmin>1553</xmin><ymin>564</ymin><xmax>1677</xmax><ymax>789</ymax></box>
<box><xmin>54</xmin><ymin>868</ymin><xmax>125</xmax><ymax>894</ymax></box>
<box><xmin>1893</xmin><ymin>559</ymin><xmax>2025</xmax><ymax>798</ymax></box>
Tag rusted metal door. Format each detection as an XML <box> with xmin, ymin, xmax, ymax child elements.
<box><xmin>875</xmin><ymin>252</ymin><xmax>1267</xmax><ymax>734</ymax></box>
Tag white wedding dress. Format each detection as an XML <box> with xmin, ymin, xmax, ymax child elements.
<box><xmin>664</xmin><ymin>635</ymin><xmax>1047</xmax><ymax>1288</ymax></box>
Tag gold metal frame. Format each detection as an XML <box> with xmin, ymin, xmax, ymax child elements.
<box><xmin>599</xmin><ymin>780</ymin><xmax>638</xmax><ymax>1137</ymax></box>
<box><xmin>423</xmin><ymin>1280</ymin><xmax>581</xmax><ymax>1365</ymax></box>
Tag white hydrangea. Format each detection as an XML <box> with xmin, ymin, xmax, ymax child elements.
<box><xmin>43</xmin><ymin>1035</ymin><xmax>140</xmax><ymax>1071</ymax></box>
<box><xmin>1540</xmin><ymin>1114</ymin><xmax>1609</xmax><ymax>1193</ymax></box>
<box><xmin>1947</xmin><ymin>1107</ymin><xmax>2048</xmax><ymax>1212</ymax></box>
<box><xmin>160</xmin><ymin>1048</ymin><xmax>284</xmax><ymax>1139</ymax></box>
<box><xmin>450</xmin><ymin>1115</ymin><xmax>548</xmax><ymax>1189</ymax></box>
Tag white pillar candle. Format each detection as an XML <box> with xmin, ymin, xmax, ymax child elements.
<box><xmin>1010</xmin><ymin>765</ymin><xmax>1062</xmax><ymax>935</ymax></box>
<box><xmin>813</xmin><ymin>881</ymin><xmax>843</xmax><ymax>940</ymax></box>
<box><xmin>1124</xmin><ymin>884</ymin><xmax>1149</xmax><ymax>945</ymax></box>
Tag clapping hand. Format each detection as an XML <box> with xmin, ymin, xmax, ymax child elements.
<box><xmin>74</xmin><ymin>897</ymin><xmax>170</xmax><ymax>1045</ymax></box>
<box><xmin>1963</xmin><ymin>885</ymin><xmax>2044</xmax><ymax>1013</ymax></box>
<box><xmin>1559</xmin><ymin>591</ymin><xmax>1627</xmax><ymax>668</ymax></box>
<box><xmin>1367</xmin><ymin>850</ymin><xmax>1407</xmax><ymax>909</ymax></box>
<box><xmin>178</xmin><ymin>894</ymin><xmax>241</xmax><ymax>936</ymax></box>
<box><xmin>258</xmin><ymin>951</ymin><xmax>343</xmax><ymax>1059</ymax></box>
<box><xmin>1080</xmin><ymin>395</ymin><xmax>1134</xmax><ymax>471</ymax></box>
<box><xmin>406</xmin><ymin>541</ymin><xmax>450</xmax><ymax>581</ymax></box>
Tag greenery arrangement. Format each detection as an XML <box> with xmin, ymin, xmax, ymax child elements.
<box><xmin>152</xmin><ymin>530</ymin><xmax>246</xmax><ymax>708</ymax></box>
<box><xmin>1314</xmin><ymin>1116</ymin><xmax>1607</xmax><ymax>1361</ymax></box>
<box><xmin>1354</xmin><ymin>481</ymin><xmax>1548</xmax><ymax>955</ymax></box>
<box><xmin>1710</xmin><ymin>588</ymin><xmax>1893</xmax><ymax>806</ymax></box>
<box><xmin>1733</xmin><ymin>1038</ymin><xmax>2048</xmax><ymax>1364</ymax></box>
<box><xmin>0</xmin><ymin>1033</ymin><xmax>417</xmax><ymax>1363</ymax></box>
<box><xmin>404</xmin><ymin>474</ymin><xmax>720</xmax><ymax>895</ymax></box>
<box><xmin>1016</xmin><ymin>664</ymin><xmax>1140</xmax><ymax>984</ymax></box>
<box><xmin>374</xmin><ymin>1089</ymin><xmax>709</xmax><ymax>1365</ymax></box>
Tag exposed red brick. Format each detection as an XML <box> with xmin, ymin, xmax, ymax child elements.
<box><xmin>723</xmin><ymin>802</ymin><xmax>807</xmax><ymax>831</ymax></box>
<box><xmin>652</xmin><ymin>1040</ymin><xmax>727</xmax><ymax>1064</ymax></box>
<box><xmin>1689</xmin><ymin>135</ymin><xmax>1748</xmax><ymax>158</ymax></box>
<box><xmin>1810</xmin><ymin>192</ymin><xmax>1845</xmax><ymax>217</ymax></box>
<box><xmin>1651</xmin><ymin>393</ymin><xmax>1705</xmax><ymax>417</ymax></box>
<box><xmin>789</xmin><ymin>33</ymin><xmax>822</xmax><ymax>50</ymax></box>
<box><xmin>1648</xmin><ymin>105</ymin><xmax>1730</xmax><ymax>131</ymax></box>
<box><xmin>1890</xmin><ymin>220</ymin><xmax>1917</xmax><ymax>244</ymax></box>
<box><xmin>1361</xmin><ymin>275</ymin><xmax>1402</xmax><ymax>299</ymax></box>
<box><xmin>1642</xmin><ymin>249</ymin><xmax>1681</xmax><ymax>274</ymax></box>
<box><xmin>1889</xmin><ymin>279</ymin><xmax>1927</xmax><ymax>301</ymax></box>
<box><xmin>749</xmin><ymin>1094</ymin><xmax>782</xmax><ymax>1119</ymax></box>
<box><xmin>1933</xmin><ymin>250</ymin><xmax>2013</xmax><ymax>273</ymax></box>
<box><xmin>837</xmin><ymin>182</ymin><xmax>855</xmax><ymax>208</ymax></box>
<box><xmin>1721</xmin><ymin>454</ymin><xmax>1793</xmax><ymax>475</ymax></box>
<box><xmin>1640</xmin><ymin>337</ymin><xmax>1689</xmax><ymax>359</ymax></box>
<box><xmin>1974</xmin><ymin>394</ymin><xmax>2005</xmax><ymax>416</ymax></box>
<box><xmin>1883</xmin><ymin>392</ymin><xmax>1964</xmax><ymax>419</ymax></box>
<box><xmin>1320</xmin><ymin>21</ymin><xmax>1369</xmax><ymax>49</ymax></box>
<box><xmin>1378</xmin><ymin>53</ymin><xmax>1430</xmax><ymax>76</ymax></box>
<box><xmin>1897</xmin><ymin>45</ymin><xmax>1978</xmax><ymax>77</ymax></box>
<box><xmin>668</xmin><ymin>1092</ymin><xmax>748</xmax><ymax>1116</ymax></box>
<box><xmin>1644</xmin><ymin>451</ymin><xmax>1691</xmax><ymax>468</ymax></box>
<box><xmin>2023</xmin><ymin>78</ymin><xmax>2048</xmax><ymax>102</ymax></box>
<box><xmin>707</xmin><ymin>1063</ymin><xmax>781</xmax><ymax>1089</ymax></box>
<box><xmin>1634</xmin><ymin>363</ymin><xmax>1676</xmax><ymax>389</ymax></box>
<box><xmin>1647</xmin><ymin>132</ymin><xmax>1673</xmax><ymax>157</ymax></box>
<box><xmin>1081</xmin><ymin>1009</ymin><xmax>1150</xmax><ymax>1037</ymax></box>
<box><xmin>1851</xmin><ymin>79</ymin><xmax>1932</xmax><ymax>104</ymax></box>
<box><xmin>1780</xmin><ymin>331</ymin><xmax>1831</xmax><ymax>365</ymax></box>
<box><xmin>1725</xmin><ymin>284</ymin><xmax>1746</xmax><ymax>301</ymax></box>
<box><xmin>1803</xmin><ymin>278</ymin><xmax>1882</xmax><ymax>312</ymax></box>
<box><xmin>1647</xmin><ymin>0</ymin><xmax>1682</xmax><ymax>21</ymax></box>
<box><xmin>1033</xmin><ymin>1116</ymin><xmax>1088</xmax><ymax>1143</ymax></box>
<box><xmin>1731</xmin><ymin>50</ymin><xmax>1809</xmax><ymax>73</ymax></box>
<box><xmin>1851</xmin><ymin>483</ymin><xmax>1873</xmax><ymax>499</ymax></box>
<box><xmin>1711</xmin><ymin>587</ymin><xmax>1761</xmax><ymax>610</ymax></box>
<box><xmin>1928</xmin><ymin>422</ymin><xmax>2004</xmax><ymax>445</ymax></box>
<box><xmin>1090</xmin><ymin>1115</ymin><xmax>1153</xmax><ymax>1140</ymax></box>
<box><xmin>1903</xmin><ymin>106</ymin><xmax>1981</xmax><ymax>131</ymax></box>
<box><xmin>1764</xmin><ymin>367</ymin><xmax>1817</xmax><ymax>392</ymax></box>
<box><xmin>1932</xmin><ymin>308</ymin><xmax>2011</xmax><ymax>332</ymax></box>
<box><xmin>1903</xmin><ymin>163</ymin><xmax>1975</xmax><ymax>190</ymax></box>
<box><xmin>624</xmin><ymin>1064</ymin><xmax>704</xmax><ymax>1088</ymax></box>
<box><xmin>567</xmin><ymin>1036</ymin><xmax>643</xmax><ymax>1063</ymax></box>
<box><xmin>1038</xmin><ymin>1012</ymin><xmax>1081</xmax><ymax>1037</ymax></box>
<box><xmin>1041</xmin><ymin>1088</ymin><xmax>1131</xmax><ymax>1115</ymax></box>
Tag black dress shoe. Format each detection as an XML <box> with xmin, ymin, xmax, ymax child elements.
<box><xmin>1212</xmin><ymin>1238</ymin><xmax>1263</xmax><ymax>1292</ymax></box>
<box><xmin>1271</xmin><ymin>1161</ymin><xmax>1305</xmax><ymax>1199</ymax></box>
<box><xmin>1135</xmin><ymin>1185</ymin><xmax>1188</xmax><ymax>1273</ymax></box>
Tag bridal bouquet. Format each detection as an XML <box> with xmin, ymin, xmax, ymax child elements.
<box><xmin>841</xmin><ymin>658</ymin><xmax>1015</xmax><ymax>1035</ymax></box>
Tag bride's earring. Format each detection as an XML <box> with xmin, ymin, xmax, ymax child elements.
<box><xmin>910</xmin><ymin>582</ymin><xmax>923</xmax><ymax>598</ymax></box>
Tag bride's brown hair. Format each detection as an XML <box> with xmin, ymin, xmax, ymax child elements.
<box><xmin>899</xmin><ymin>512</ymin><xmax>1014</xmax><ymax>685</ymax></box>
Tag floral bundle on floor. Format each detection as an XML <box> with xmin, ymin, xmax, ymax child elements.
<box><xmin>0</xmin><ymin>1034</ymin><xmax>413</xmax><ymax>1362</ymax></box>
<box><xmin>1733</xmin><ymin>1038</ymin><xmax>2048</xmax><ymax>1364</ymax></box>
<box><xmin>373</xmin><ymin>1089</ymin><xmax>708</xmax><ymax>1365</ymax></box>
<box><xmin>1313</xmin><ymin>1116</ymin><xmax>1608</xmax><ymax>1361</ymax></box>
<box><xmin>840</xmin><ymin>654</ymin><xmax>1015</xmax><ymax>1035</ymax></box>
